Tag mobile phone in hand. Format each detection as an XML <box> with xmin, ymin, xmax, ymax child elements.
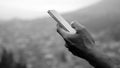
<box><xmin>48</xmin><ymin>10</ymin><xmax>76</xmax><ymax>34</ymax></box>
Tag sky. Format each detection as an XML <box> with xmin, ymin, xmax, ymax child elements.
<box><xmin>0</xmin><ymin>0</ymin><xmax>101</xmax><ymax>20</ymax></box>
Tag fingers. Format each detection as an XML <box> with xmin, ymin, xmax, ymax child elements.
<box><xmin>57</xmin><ymin>24</ymin><xmax>71</xmax><ymax>38</ymax></box>
<box><xmin>71</xmin><ymin>21</ymin><xmax>85</xmax><ymax>31</ymax></box>
<box><xmin>56</xmin><ymin>21</ymin><xmax>85</xmax><ymax>38</ymax></box>
<box><xmin>71</xmin><ymin>21</ymin><xmax>95</xmax><ymax>44</ymax></box>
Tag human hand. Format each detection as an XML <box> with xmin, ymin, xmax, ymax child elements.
<box><xmin>57</xmin><ymin>21</ymin><xmax>118</xmax><ymax>68</ymax></box>
<box><xmin>57</xmin><ymin>21</ymin><xmax>95</xmax><ymax>58</ymax></box>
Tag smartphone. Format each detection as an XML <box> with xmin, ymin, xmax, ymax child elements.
<box><xmin>48</xmin><ymin>10</ymin><xmax>76</xmax><ymax>34</ymax></box>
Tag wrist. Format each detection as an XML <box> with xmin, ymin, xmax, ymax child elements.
<box><xmin>84</xmin><ymin>48</ymin><xmax>115</xmax><ymax>68</ymax></box>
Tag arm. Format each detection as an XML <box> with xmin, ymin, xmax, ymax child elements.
<box><xmin>57</xmin><ymin>21</ymin><xmax>119</xmax><ymax>68</ymax></box>
<box><xmin>68</xmin><ymin>45</ymin><xmax>116</xmax><ymax>68</ymax></box>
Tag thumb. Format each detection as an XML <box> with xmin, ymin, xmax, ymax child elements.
<box><xmin>57</xmin><ymin>24</ymin><xmax>71</xmax><ymax>38</ymax></box>
<box><xmin>71</xmin><ymin>21</ymin><xmax>85</xmax><ymax>31</ymax></box>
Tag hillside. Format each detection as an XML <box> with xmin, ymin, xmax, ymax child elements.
<box><xmin>63</xmin><ymin>0</ymin><xmax>120</xmax><ymax>41</ymax></box>
<box><xmin>64</xmin><ymin>0</ymin><xmax>120</xmax><ymax>32</ymax></box>
<box><xmin>0</xmin><ymin>0</ymin><xmax>120</xmax><ymax>68</ymax></box>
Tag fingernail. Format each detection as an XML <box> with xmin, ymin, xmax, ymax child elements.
<box><xmin>71</xmin><ymin>21</ymin><xmax>75</xmax><ymax>25</ymax></box>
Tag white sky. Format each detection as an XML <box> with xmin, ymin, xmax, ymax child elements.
<box><xmin>0</xmin><ymin>0</ymin><xmax>101</xmax><ymax>20</ymax></box>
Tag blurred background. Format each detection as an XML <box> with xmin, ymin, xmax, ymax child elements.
<box><xmin>0</xmin><ymin>0</ymin><xmax>120</xmax><ymax>68</ymax></box>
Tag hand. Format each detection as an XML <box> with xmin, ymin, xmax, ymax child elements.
<box><xmin>57</xmin><ymin>21</ymin><xmax>95</xmax><ymax>58</ymax></box>
<box><xmin>57</xmin><ymin>21</ymin><xmax>119</xmax><ymax>68</ymax></box>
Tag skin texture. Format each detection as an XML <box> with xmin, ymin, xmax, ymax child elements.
<box><xmin>57</xmin><ymin>21</ymin><xmax>120</xmax><ymax>68</ymax></box>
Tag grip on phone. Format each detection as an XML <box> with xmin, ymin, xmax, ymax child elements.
<box><xmin>48</xmin><ymin>10</ymin><xmax>76</xmax><ymax>34</ymax></box>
